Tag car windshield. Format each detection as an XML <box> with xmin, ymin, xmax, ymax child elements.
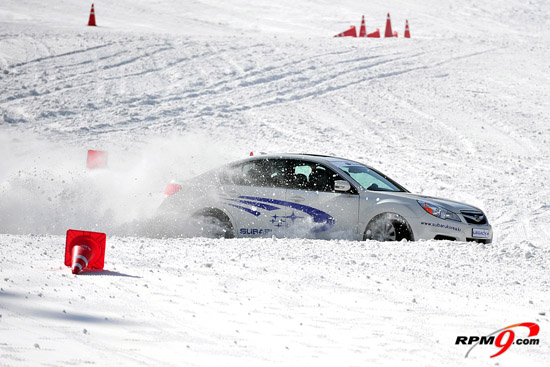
<box><xmin>334</xmin><ymin>161</ymin><xmax>406</xmax><ymax>192</ymax></box>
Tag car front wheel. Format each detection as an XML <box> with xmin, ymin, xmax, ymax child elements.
<box><xmin>364</xmin><ymin>213</ymin><xmax>413</xmax><ymax>242</ymax></box>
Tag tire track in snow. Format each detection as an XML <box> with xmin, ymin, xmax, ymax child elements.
<box><xmin>1</xmin><ymin>43</ymin><xmax>178</xmax><ymax>109</ymax></box>
<box><xmin>3</xmin><ymin>36</ymin><xmax>429</xmax><ymax>134</ymax></box>
<box><xmin>11</xmin><ymin>43</ymin><xmax>114</xmax><ymax>68</ymax></box>
<box><xmin>165</xmin><ymin>51</ymin><xmax>428</xmax><ymax>119</ymax></box>
<box><xmin>146</xmin><ymin>45</ymin><xmax>414</xmax><ymax>117</ymax></box>
<box><xmin>382</xmin><ymin>91</ymin><xmax>477</xmax><ymax>156</ymax></box>
<box><xmin>101</xmin><ymin>46</ymin><xmax>174</xmax><ymax>71</ymax></box>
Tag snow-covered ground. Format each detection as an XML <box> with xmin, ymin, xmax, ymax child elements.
<box><xmin>1</xmin><ymin>0</ymin><xmax>549</xmax><ymax>365</ymax></box>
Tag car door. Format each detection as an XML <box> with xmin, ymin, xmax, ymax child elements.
<box><xmin>284</xmin><ymin>160</ymin><xmax>360</xmax><ymax>239</ymax></box>
<box><xmin>218</xmin><ymin>158</ymin><xmax>290</xmax><ymax>237</ymax></box>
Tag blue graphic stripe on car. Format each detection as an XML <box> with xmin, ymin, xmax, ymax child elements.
<box><xmin>239</xmin><ymin>196</ymin><xmax>335</xmax><ymax>232</ymax></box>
<box><xmin>227</xmin><ymin>204</ymin><xmax>261</xmax><ymax>217</ymax></box>
<box><xmin>224</xmin><ymin>198</ymin><xmax>280</xmax><ymax>211</ymax></box>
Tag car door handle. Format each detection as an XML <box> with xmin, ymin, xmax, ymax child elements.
<box><xmin>290</xmin><ymin>195</ymin><xmax>305</xmax><ymax>203</ymax></box>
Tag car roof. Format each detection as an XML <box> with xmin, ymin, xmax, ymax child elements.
<box><xmin>246</xmin><ymin>153</ymin><xmax>361</xmax><ymax>164</ymax></box>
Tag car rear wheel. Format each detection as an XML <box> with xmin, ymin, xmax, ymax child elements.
<box><xmin>364</xmin><ymin>213</ymin><xmax>413</xmax><ymax>242</ymax></box>
<box><xmin>194</xmin><ymin>209</ymin><xmax>235</xmax><ymax>239</ymax></box>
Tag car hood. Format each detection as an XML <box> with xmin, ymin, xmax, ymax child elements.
<box><xmin>369</xmin><ymin>191</ymin><xmax>484</xmax><ymax>213</ymax></box>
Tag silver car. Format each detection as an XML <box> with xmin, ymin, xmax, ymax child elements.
<box><xmin>159</xmin><ymin>154</ymin><xmax>492</xmax><ymax>243</ymax></box>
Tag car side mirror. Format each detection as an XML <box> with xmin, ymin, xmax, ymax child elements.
<box><xmin>334</xmin><ymin>180</ymin><xmax>351</xmax><ymax>192</ymax></box>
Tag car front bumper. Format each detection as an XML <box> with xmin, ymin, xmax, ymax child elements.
<box><xmin>413</xmin><ymin>213</ymin><xmax>493</xmax><ymax>243</ymax></box>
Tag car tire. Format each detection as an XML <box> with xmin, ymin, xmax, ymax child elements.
<box><xmin>194</xmin><ymin>209</ymin><xmax>235</xmax><ymax>239</ymax></box>
<box><xmin>364</xmin><ymin>213</ymin><xmax>413</xmax><ymax>242</ymax></box>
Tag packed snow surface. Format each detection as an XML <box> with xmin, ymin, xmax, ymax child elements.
<box><xmin>1</xmin><ymin>0</ymin><xmax>549</xmax><ymax>365</ymax></box>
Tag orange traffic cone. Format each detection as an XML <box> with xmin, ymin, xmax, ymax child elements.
<box><xmin>367</xmin><ymin>28</ymin><xmax>381</xmax><ymax>38</ymax></box>
<box><xmin>384</xmin><ymin>13</ymin><xmax>393</xmax><ymax>37</ymax></box>
<box><xmin>404</xmin><ymin>19</ymin><xmax>411</xmax><ymax>38</ymax></box>
<box><xmin>359</xmin><ymin>15</ymin><xmax>367</xmax><ymax>37</ymax></box>
<box><xmin>65</xmin><ymin>229</ymin><xmax>106</xmax><ymax>274</ymax></box>
<box><xmin>86</xmin><ymin>149</ymin><xmax>108</xmax><ymax>169</ymax></box>
<box><xmin>334</xmin><ymin>26</ymin><xmax>357</xmax><ymax>38</ymax></box>
<box><xmin>88</xmin><ymin>4</ymin><xmax>96</xmax><ymax>26</ymax></box>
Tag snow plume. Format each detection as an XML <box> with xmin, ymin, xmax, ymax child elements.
<box><xmin>0</xmin><ymin>131</ymin><xmax>240</xmax><ymax>236</ymax></box>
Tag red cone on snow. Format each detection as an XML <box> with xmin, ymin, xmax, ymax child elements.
<box><xmin>86</xmin><ymin>149</ymin><xmax>108</xmax><ymax>169</ymax></box>
<box><xmin>367</xmin><ymin>28</ymin><xmax>381</xmax><ymax>38</ymax></box>
<box><xmin>250</xmin><ymin>151</ymin><xmax>254</xmax><ymax>156</ymax></box>
<box><xmin>65</xmin><ymin>229</ymin><xmax>106</xmax><ymax>274</ymax></box>
<box><xmin>359</xmin><ymin>15</ymin><xmax>367</xmax><ymax>37</ymax></box>
<box><xmin>87</xmin><ymin>4</ymin><xmax>96</xmax><ymax>26</ymax></box>
<box><xmin>404</xmin><ymin>19</ymin><xmax>411</xmax><ymax>38</ymax></box>
<box><xmin>384</xmin><ymin>13</ymin><xmax>393</xmax><ymax>37</ymax></box>
<box><xmin>393</xmin><ymin>31</ymin><xmax>398</xmax><ymax>37</ymax></box>
<box><xmin>334</xmin><ymin>25</ymin><xmax>357</xmax><ymax>38</ymax></box>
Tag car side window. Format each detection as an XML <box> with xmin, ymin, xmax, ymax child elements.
<box><xmin>289</xmin><ymin>161</ymin><xmax>344</xmax><ymax>192</ymax></box>
<box><xmin>218</xmin><ymin>164</ymin><xmax>242</xmax><ymax>185</ymax></box>
<box><xmin>221</xmin><ymin>159</ymin><xmax>289</xmax><ymax>188</ymax></box>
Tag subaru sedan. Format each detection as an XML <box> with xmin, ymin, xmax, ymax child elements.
<box><xmin>159</xmin><ymin>154</ymin><xmax>492</xmax><ymax>243</ymax></box>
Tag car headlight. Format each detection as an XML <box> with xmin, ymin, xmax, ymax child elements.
<box><xmin>417</xmin><ymin>200</ymin><xmax>461</xmax><ymax>222</ymax></box>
